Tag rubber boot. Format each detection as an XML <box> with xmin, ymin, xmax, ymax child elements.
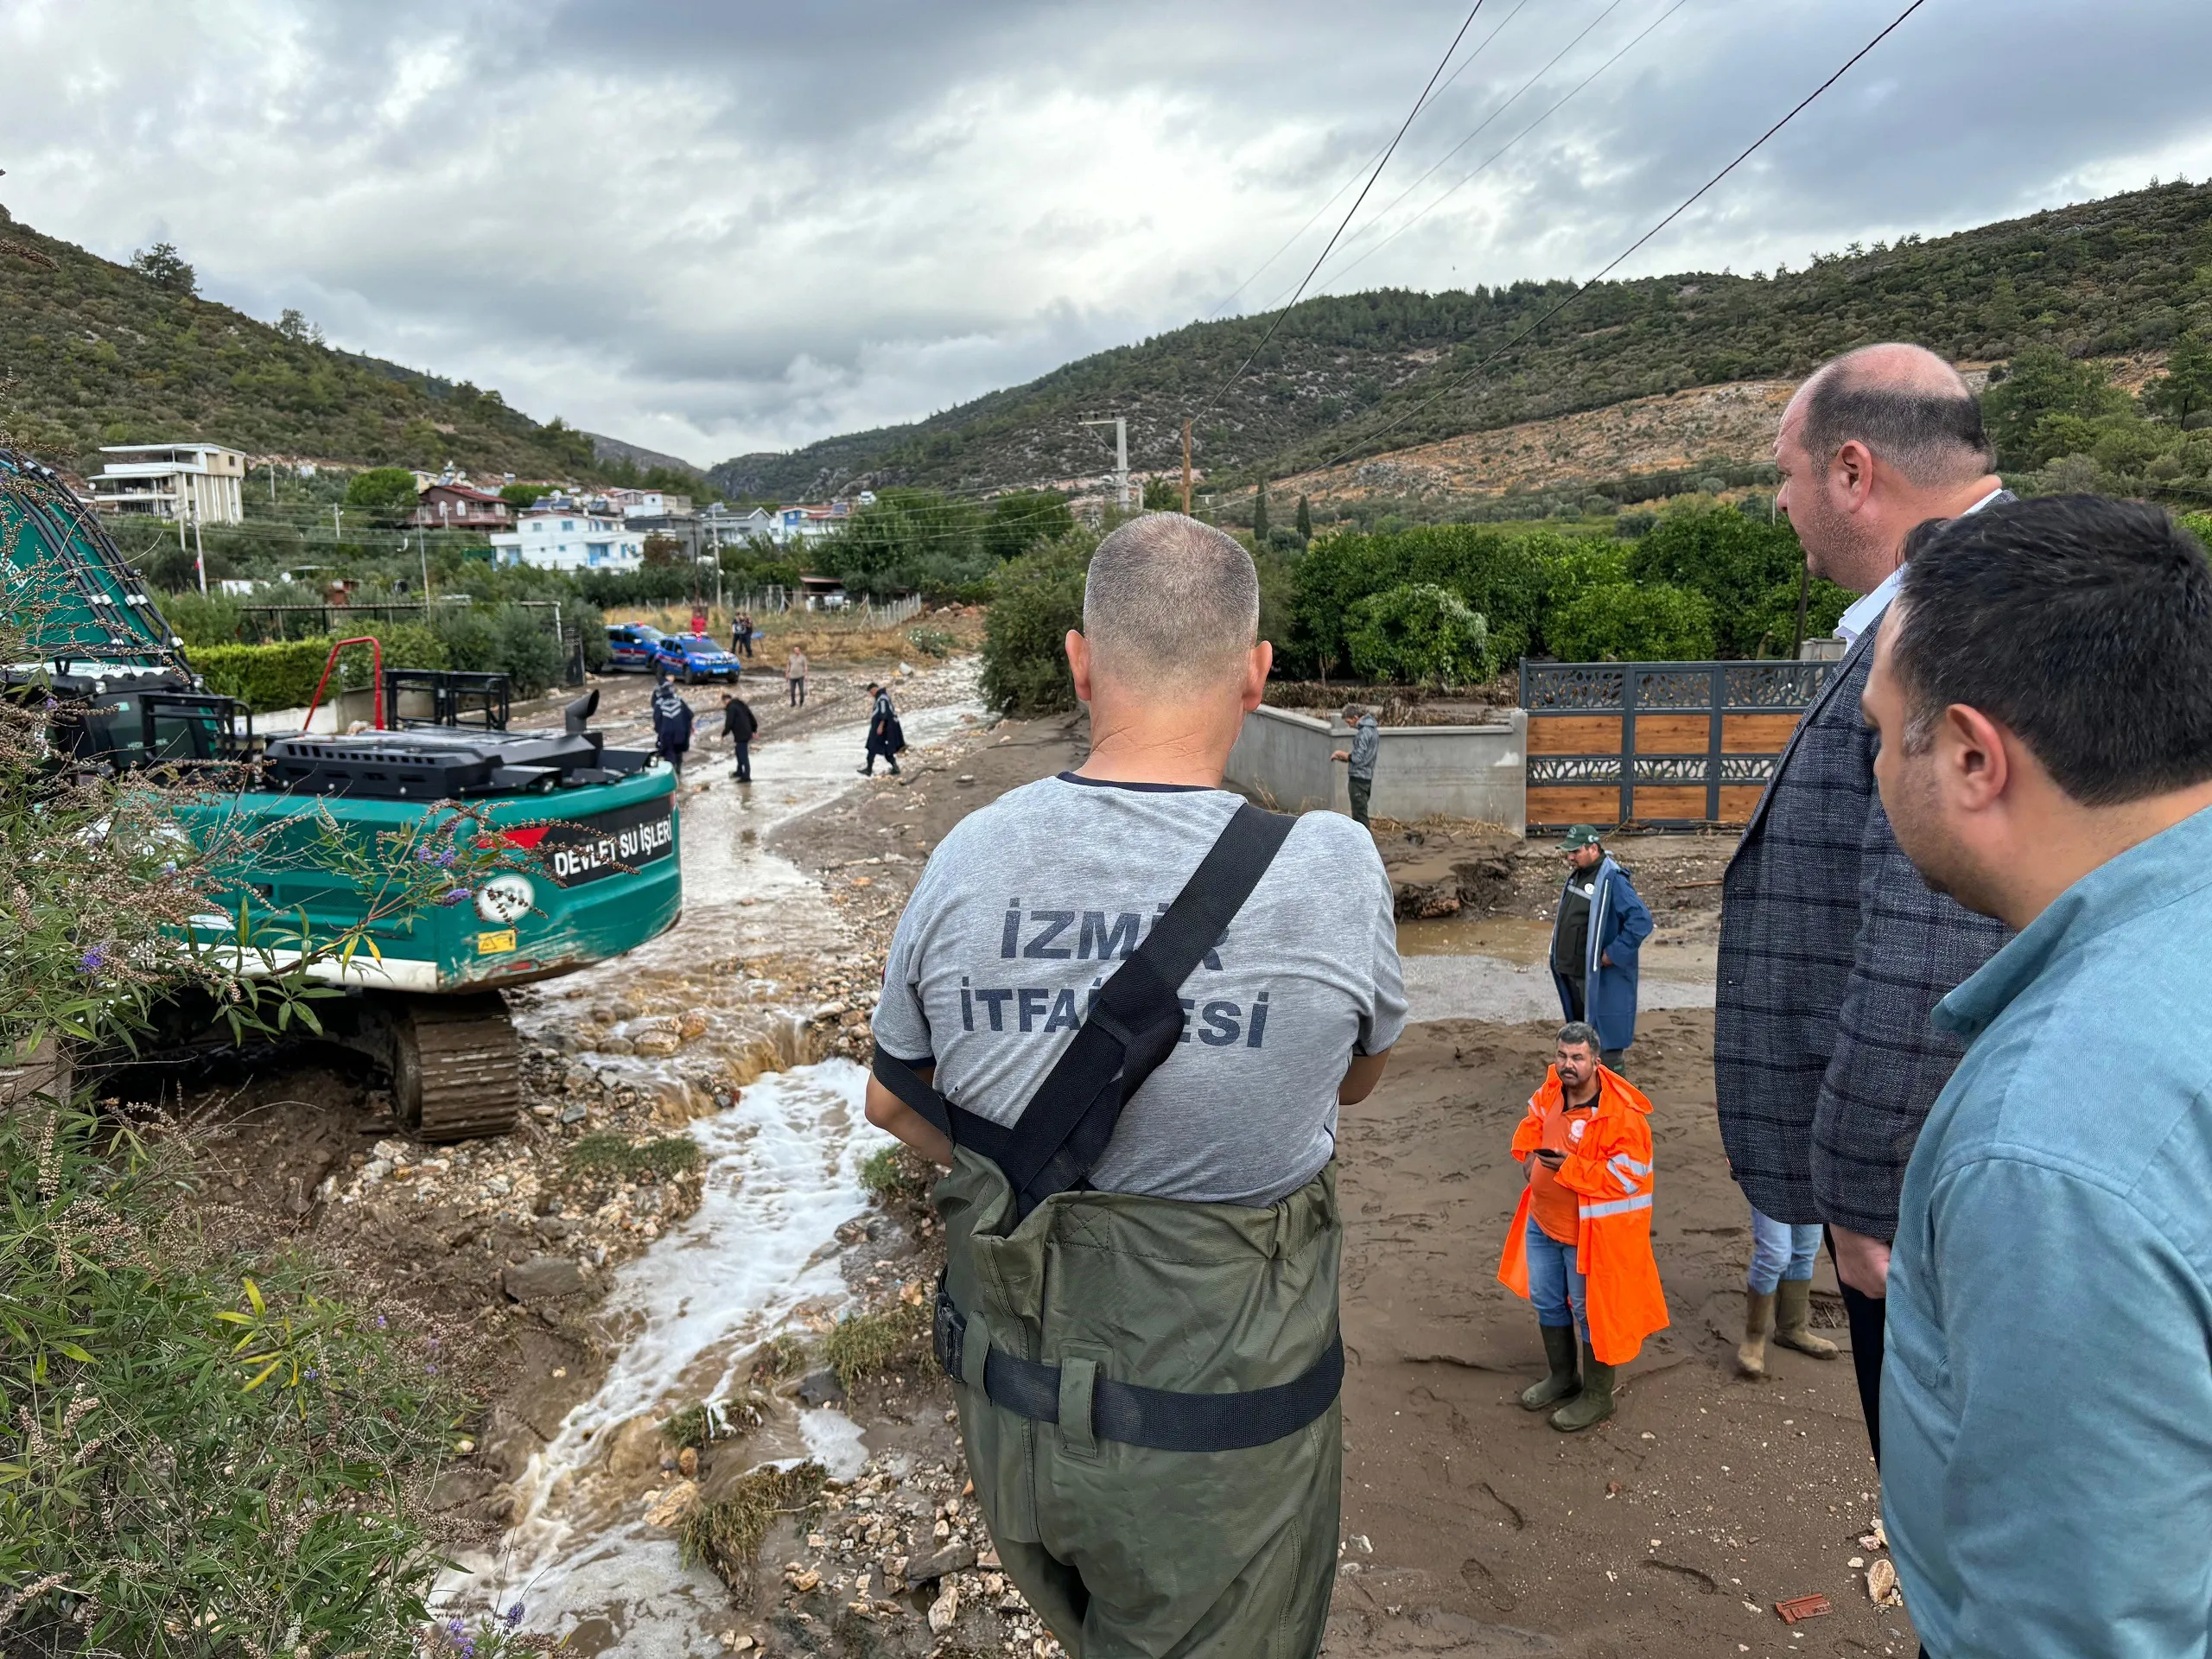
<box><xmin>1549</xmin><ymin>1346</ymin><xmax>1614</xmax><ymax>1432</ymax></box>
<box><xmin>1772</xmin><ymin>1278</ymin><xmax>1840</xmax><ymax>1360</ymax></box>
<box><xmin>1738</xmin><ymin>1288</ymin><xmax>1776</xmax><ymax>1379</ymax></box>
<box><xmin>1519</xmin><ymin>1323</ymin><xmax>1581</xmax><ymax>1412</ymax></box>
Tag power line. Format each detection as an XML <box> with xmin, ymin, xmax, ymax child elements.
<box><xmin>1253</xmin><ymin>0</ymin><xmax>1630</xmax><ymax>316</ymax></box>
<box><xmin>1297</xmin><ymin>0</ymin><xmax>1938</xmax><ymax>482</ymax></box>
<box><xmin>1309</xmin><ymin>0</ymin><xmax>1692</xmax><ymax>300</ymax></box>
<box><xmin>1188</xmin><ymin>0</ymin><xmax>1492</xmax><ymax>429</ymax></box>
<box><xmin>1201</xmin><ymin>0</ymin><xmax>1535</xmax><ymax>321</ymax></box>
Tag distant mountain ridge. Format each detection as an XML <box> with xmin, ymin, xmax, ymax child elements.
<box><xmin>0</xmin><ymin>202</ymin><xmax>645</xmax><ymax>480</ymax></box>
<box><xmin>709</xmin><ymin>181</ymin><xmax>2212</xmax><ymax>501</ymax></box>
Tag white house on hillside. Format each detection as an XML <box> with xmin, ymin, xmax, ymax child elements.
<box><xmin>92</xmin><ymin>443</ymin><xmax>247</xmax><ymax>524</ymax></box>
<box><xmin>489</xmin><ymin>506</ymin><xmax>645</xmax><ymax>571</ymax></box>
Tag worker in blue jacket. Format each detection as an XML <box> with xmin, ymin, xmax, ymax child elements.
<box><xmin>1549</xmin><ymin>826</ymin><xmax>1653</xmax><ymax>1071</ymax></box>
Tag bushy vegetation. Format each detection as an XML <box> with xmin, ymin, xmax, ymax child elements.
<box><xmin>978</xmin><ymin>531</ymin><xmax>1094</xmax><ymax>715</ymax></box>
<box><xmin>1344</xmin><ymin>582</ymin><xmax>1490</xmax><ymax>687</ymax></box>
<box><xmin>0</xmin><ymin>558</ymin><xmax>543</xmax><ymax>1646</ymax></box>
<box><xmin>1</xmin><ymin>209</ymin><xmax>602</xmax><ymax>475</ymax></box>
<box><xmin>829</xmin><ymin>487</ymin><xmax>1078</xmax><ymax>602</ymax></box>
<box><xmin>823</xmin><ymin>1300</ymin><xmax>933</xmax><ymax>1395</ymax></box>
<box><xmin>708</xmin><ymin>182</ymin><xmax>2212</xmax><ymax>499</ymax></box>
<box><xmin>677</xmin><ymin>1461</ymin><xmax>826</xmax><ymax>1600</ymax></box>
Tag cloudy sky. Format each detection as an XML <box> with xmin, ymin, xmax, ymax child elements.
<box><xmin>7</xmin><ymin>0</ymin><xmax>2212</xmax><ymax>467</ymax></box>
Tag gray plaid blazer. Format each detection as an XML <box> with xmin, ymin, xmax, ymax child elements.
<box><xmin>1713</xmin><ymin>616</ymin><xmax>2010</xmax><ymax>1237</ymax></box>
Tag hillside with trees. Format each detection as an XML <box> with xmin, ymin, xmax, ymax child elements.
<box><xmin>0</xmin><ymin>205</ymin><xmax>616</xmax><ymax>479</ymax></box>
<box><xmin>712</xmin><ymin>181</ymin><xmax>2212</xmax><ymax>501</ymax></box>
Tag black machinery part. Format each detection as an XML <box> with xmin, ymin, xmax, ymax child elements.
<box><xmin>388</xmin><ymin>992</ymin><xmax>522</xmax><ymax>1141</ymax></box>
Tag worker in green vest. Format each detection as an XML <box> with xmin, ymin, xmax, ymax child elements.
<box><xmin>866</xmin><ymin>512</ymin><xmax>1407</xmax><ymax>1657</ymax></box>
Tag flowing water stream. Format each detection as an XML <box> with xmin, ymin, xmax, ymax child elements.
<box><xmin>434</xmin><ymin>669</ymin><xmax>981</xmax><ymax>1653</ymax></box>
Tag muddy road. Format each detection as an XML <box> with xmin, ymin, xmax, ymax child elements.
<box><xmin>171</xmin><ymin>657</ymin><xmax>1914</xmax><ymax>1657</ymax></box>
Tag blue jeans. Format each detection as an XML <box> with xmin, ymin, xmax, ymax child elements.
<box><xmin>1523</xmin><ymin>1216</ymin><xmax>1588</xmax><ymax>1343</ymax></box>
<box><xmin>1748</xmin><ymin>1204</ymin><xmax>1821</xmax><ymax>1294</ymax></box>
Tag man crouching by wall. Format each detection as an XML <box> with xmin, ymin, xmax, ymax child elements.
<box><xmin>1497</xmin><ymin>1022</ymin><xmax>1669</xmax><ymax>1432</ymax></box>
<box><xmin>863</xmin><ymin>512</ymin><xmax>1408</xmax><ymax>1657</ymax></box>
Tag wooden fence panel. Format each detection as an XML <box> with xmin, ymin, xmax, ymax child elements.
<box><xmin>1519</xmin><ymin>660</ymin><xmax>1837</xmax><ymax>830</ymax></box>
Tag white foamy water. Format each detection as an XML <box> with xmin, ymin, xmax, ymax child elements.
<box><xmin>435</xmin><ymin>667</ymin><xmax>981</xmax><ymax>1652</ymax></box>
<box><xmin>469</xmin><ymin>1060</ymin><xmax>878</xmax><ymax>1653</ymax></box>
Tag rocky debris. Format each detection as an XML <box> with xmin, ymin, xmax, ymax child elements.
<box><xmin>905</xmin><ymin>1541</ymin><xmax>976</xmax><ymax>1583</ymax></box>
<box><xmin>796</xmin><ymin>1368</ymin><xmax>846</xmax><ymax>1407</ymax></box>
<box><xmin>1866</xmin><ymin>1558</ymin><xmax>1903</xmax><ymax>1608</ymax></box>
<box><xmin>502</xmin><ymin>1255</ymin><xmax>587</xmax><ymax>1301</ymax></box>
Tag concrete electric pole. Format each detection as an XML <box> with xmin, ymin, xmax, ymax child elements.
<box><xmin>1182</xmin><ymin>420</ymin><xmax>1193</xmax><ymax>514</ymax></box>
<box><xmin>1081</xmin><ymin>416</ymin><xmax>1129</xmax><ymax>512</ymax></box>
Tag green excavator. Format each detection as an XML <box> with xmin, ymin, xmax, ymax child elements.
<box><xmin>2</xmin><ymin>446</ymin><xmax>683</xmax><ymax>1138</ymax></box>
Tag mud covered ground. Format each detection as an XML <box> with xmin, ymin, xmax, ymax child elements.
<box><xmin>142</xmin><ymin>659</ymin><xmax>1914</xmax><ymax>1657</ymax></box>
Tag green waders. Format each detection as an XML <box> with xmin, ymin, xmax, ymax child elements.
<box><xmin>934</xmin><ymin>1145</ymin><xmax>1344</xmax><ymax>1659</ymax></box>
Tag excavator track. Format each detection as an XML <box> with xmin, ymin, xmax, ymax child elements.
<box><xmin>390</xmin><ymin>992</ymin><xmax>522</xmax><ymax>1141</ymax></box>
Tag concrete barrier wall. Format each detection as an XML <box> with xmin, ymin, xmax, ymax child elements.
<box><xmin>1225</xmin><ymin>703</ymin><xmax>1529</xmax><ymax>835</ymax></box>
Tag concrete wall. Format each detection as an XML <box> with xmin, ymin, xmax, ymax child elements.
<box><xmin>1224</xmin><ymin>702</ymin><xmax>1529</xmax><ymax>835</ymax></box>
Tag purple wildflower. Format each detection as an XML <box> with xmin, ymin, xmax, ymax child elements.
<box><xmin>437</xmin><ymin>888</ymin><xmax>471</xmax><ymax>906</ymax></box>
<box><xmin>375</xmin><ymin>1315</ymin><xmax>387</xmax><ymax>1328</ymax></box>
<box><xmin>78</xmin><ymin>944</ymin><xmax>109</xmax><ymax>974</ymax></box>
<box><xmin>504</xmin><ymin>1605</ymin><xmax>525</xmax><ymax>1627</ymax></box>
<box><xmin>436</xmin><ymin>849</ymin><xmax>458</xmax><ymax>868</ymax></box>
<box><xmin>446</xmin><ymin>1618</ymin><xmax>467</xmax><ymax>1637</ymax></box>
<box><xmin>417</xmin><ymin>845</ymin><xmax>436</xmax><ymax>863</ymax></box>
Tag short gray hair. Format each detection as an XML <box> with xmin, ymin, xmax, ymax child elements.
<box><xmin>1084</xmin><ymin>512</ymin><xmax>1259</xmax><ymax>688</ymax></box>
<box><xmin>1555</xmin><ymin>1021</ymin><xmax>1602</xmax><ymax>1053</ymax></box>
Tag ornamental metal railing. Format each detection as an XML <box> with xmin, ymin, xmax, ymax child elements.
<box><xmin>1518</xmin><ymin>658</ymin><xmax>1839</xmax><ymax>830</ymax></box>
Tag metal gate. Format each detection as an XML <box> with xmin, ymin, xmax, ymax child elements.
<box><xmin>1520</xmin><ymin>659</ymin><xmax>1838</xmax><ymax>830</ymax></box>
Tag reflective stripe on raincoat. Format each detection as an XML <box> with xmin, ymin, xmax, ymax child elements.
<box><xmin>1497</xmin><ymin>1065</ymin><xmax>1670</xmax><ymax>1365</ymax></box>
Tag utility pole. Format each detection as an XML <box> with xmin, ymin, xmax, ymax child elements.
<box><xmin>1081</xmin><ymin>416</ymin><xmax>1128</xmax><ymax>512</ymax></box>
<box><xmin>1182</xmin><ymin>420</ymin><xmax>1193</xmax><ymax>514</ymax></box>
<box><xmin>333</xmin><ymin>505</ymin><xmax>343</xmax><ymax>543</ymax></box>
<box><xmin>191</xmin><ymin>505</ymin><xmax>206</xmax><ymax>595</ymax></box>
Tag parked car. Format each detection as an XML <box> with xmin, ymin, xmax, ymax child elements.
<box><xmin>652</xmin><ymin>632</ymin><xmax>743</xmax><ymax>683</ymax></box>
<box><xmin>605</xmin><ymin>623</ymin><xmax>665</xmax><ymax>673</ymax></box>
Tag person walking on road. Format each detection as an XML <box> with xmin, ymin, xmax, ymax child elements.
<box><xmin>861</xmin><ymin>681</ymin><xmax>904</xmax><ymax>776</ymax></box>
<box><xmin>1497</xmin><ymin>1022</ymin><xmax>1668</xmax><ymax>1433</ymax></box>
<box><xmin>650</xmin><ymin>677</ymin><xmax>696</xmax><ymax>776</ymax></box>
<box><xmin>1714</xmin><ymin>342</ymin><xmax>2012</xmax><ymax>1465</ymax></box>
<box><xmin>734</xmin><ymin>611</ymin><xmax>756</xmax><ymax>658</ymax></box>
<box><xmin>862</xmin><ymin>512</ymin><xmax>1404</xmax><ymax>1656</ymax></box>
<box><xmin>1865</xmin><ymin>495</ymin><xmax>2212</xmax><ymax>1659</ymax></box>
<box><xmin>1548</xmin><ymin>826</ymin><xmax>1652</xmax><ymax>1071</ymax></box>
<box><xmin>785</xmin><ymin>645</ymin><xmax>808</xmax><ymax>707</ymax></box>
<box><xmin>721</xmin><ymin>690</ymin><xmax>758</xmax><ymax>783</ymax></box>
<box><xmin>1331</xmin><ymin>703</ymin><xmax>1381</xmax><ymax>826</ymax></box>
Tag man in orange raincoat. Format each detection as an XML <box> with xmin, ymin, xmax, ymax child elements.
<box><xmin>1497</xmin><ymin>1021</ymin><xmax>1669</xmax><ymax>1431</ymax></box>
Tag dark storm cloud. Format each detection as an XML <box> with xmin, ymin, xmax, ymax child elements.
<box><xmin>4</xmin><ymin>0</ymin><xmax>2210</xmax><ymax>466</ymax></box>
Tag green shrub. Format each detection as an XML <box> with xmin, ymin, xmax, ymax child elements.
<box><xmin>859</xmin><ymin>1143</ymin><xmax>931</xmax><ymax>1201</ymax></box>
<box><xmin>1624</xmin><ymin>502</ymin><xmax>1818</xmax><ymax>659</ymax></box>
<box><xmin>344</xmin><ymin>465</ymin><xmax>421</xmax><ymax>526</ymax></box>
<box><xmin>190</xmin><ymin>637</ymin><xmax>342</xmax><ymax>711</ymax></box>
<box><xmin>1344</xmin><ymin>582</ymin><xmax>1491</xmax><ymax>687</ymax></box>
<box><xmin>823</xmin><ymin>1300</ymin><xmax>933</xmax><ymax>1393</ymax></box>
<box><xmin>677</xmin><ymin>1461</ymin><xmax>827</xmax><ymax>1599</ymax></box>
<box><xmin>906</xmin><ymin>626</ymin><xmax>957</xmax><ymax>658</ymax></box>
<box><xmin>159</xmin><ymin>588</ymin><xmax>245</xmax><ymax>646</ymax></box>
<box><xmin>979</xmin><ymin>532</ymin><xmax>1094</xmax><ymax>716</ymax></box>
<box><xmin>1547</xmin><ymin>582</ymin><xmax>1717</xmax><ymax>662</ymax></box>
<box><xmin>1291</xmin><ymin>524</ymin><xmax>1558</xmax><ymax>673</ymax></box>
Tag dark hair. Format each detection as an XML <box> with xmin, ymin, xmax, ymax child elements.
<box><xmin>1555</xmin><ymin>1021</ymin><xmax>1602</xmax><ymax>1052</ymax></box>
<box><xmin>1802</xmin><ymin>368</ymin><xmax>1993</xmax><ymax>487</ymax></box>
<box><xmin>1891</xmin><ymin>495</ymin><xmax>2212</xmax><ymax>805</ymax></box>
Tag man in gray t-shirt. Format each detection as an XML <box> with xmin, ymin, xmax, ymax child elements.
<box><xmin>861</xmin><ymin>512</ymin><xmax>1402</xmax><ymax>1656</ymax></box>
<box><xmin>874</xmin><ymin>772</ymin><xmax>1405</xmax><ymax>1205</ymax></box>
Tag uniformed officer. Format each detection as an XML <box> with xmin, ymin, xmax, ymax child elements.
<box><xmin>865</xmin><ymin>512</ymin><xmax>1407</xmax><ymax>1657</ymax></box>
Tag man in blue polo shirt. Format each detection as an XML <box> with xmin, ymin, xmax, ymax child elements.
<box><xmin>1860</xmin><ymin>493</ymin><xmax>2212</xmax><ymax>1658</ymax></box>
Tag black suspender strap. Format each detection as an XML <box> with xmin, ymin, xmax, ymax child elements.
<box><xmin>872</xmin><ymin>799</ymin><xmax>1295</xmax><ymax>1217</ymax></box>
